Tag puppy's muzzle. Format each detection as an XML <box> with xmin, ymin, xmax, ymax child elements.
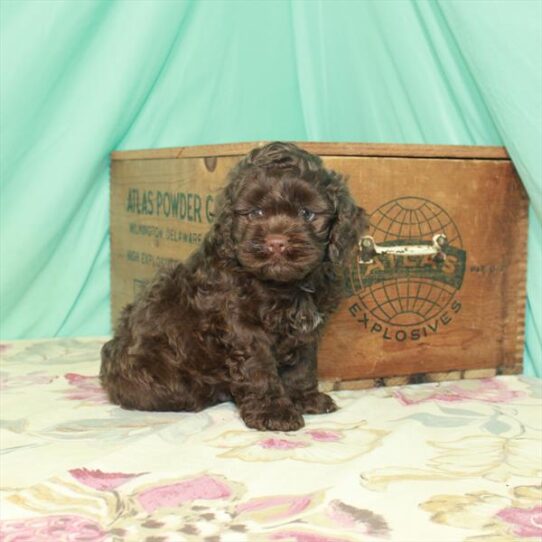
<box><xmin>265</xmin><ymin>234</ymin><xmax>288</xmax><ymax>256</ymax></box>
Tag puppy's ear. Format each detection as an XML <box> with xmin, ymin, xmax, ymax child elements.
<box><xmin>205</xmin><ymin>151</ymin><xmax>263</xmax><ymax>261</ymax></box>
<box><xmin>327</xmin><ymin>173</ymin><xmax>367</xmax><ymax>266</ymax></box>
<box><xmin>207</xmin><ymin>182</ymin><xmax>237</xmax><ymax>260</ymax></box>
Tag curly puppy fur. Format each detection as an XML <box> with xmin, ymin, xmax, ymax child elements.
<box><xmin>100</xmin><ymin>142</ymin><xmax>366</xmax><ymax>431</ymax></box>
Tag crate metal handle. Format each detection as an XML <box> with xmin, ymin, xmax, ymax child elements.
<box><xmin>358</xmin><ymin>234</ymin><xmax>448</xmax><ymax>264</ymax></box>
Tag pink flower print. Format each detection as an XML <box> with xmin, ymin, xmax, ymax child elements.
<box><xmin>327</xmin><ymin>500</ymin><xmax>357</xmax><ymax>528</ymax></box>
<box><xmin>0</xmin><ymin>343</ymin><xmax>11</xmax><ymax>355</ymax></box>
<box><xmin>395</xmin><ymin>378</ymin><xmax>524</xmax><ymax>406</ymax></box>
<box><xmin>259</xmin><ymin>438</ymin><xmax>310</xmax><ymax>450</ymax></box>
<box><xmin>64</xmin><ymin>373</ymin><xmax>108</xmax><ymax>404</ymax></box>
<box><xmin>305</xmin><ymin>429</ymin><xmax>342</xmax><ymax>442</ymax></box>
<box><xmin>236</xmin><ymin>494</ymin><xmax>313</xmax><ymax>523</ymax></box>
<box><xmin>497</xmin><ymin>505</ymin><xmax>542</xmax><ymax>538</ymax></box>
<box><xmin>136</xmin><ymin>475</ymin><xmax>232</xmax><ymax>513</ymax></box>
<box><xmin>270</xmin><ymin>530</ymin><xmax>351</xmax><ymax>542</ymax></box>
<box><xmin>326</xmin><ymin>500</ymin><xmax>389</xmax><ymax>536</ymax></box>
<box><xmin>0</xmin><ymin>514</ymin><xmax>107</xmax><ymax>542</ymax></box>
<box><xmin>69</xmin><ymin>468</ymin><xmax>145</xmax><ymax>491</ymax></box>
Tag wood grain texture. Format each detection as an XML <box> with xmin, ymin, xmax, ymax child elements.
<box><xmin>109</xmin><ymin>143</ymin><xmax>527</xmax><ymax>389</ymax></box>
<box><xmin>112</xmin><ymin>141</ymin><xmax>509</xmax><ymax>161</ymax></box>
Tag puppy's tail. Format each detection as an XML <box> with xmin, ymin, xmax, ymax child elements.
<box><xmin>100</xmin><ymin>337</ymin><xmax>113</xmax><ymax>370</ymax></box>
<box><xmin>99</xmin><ymin>337</ymin><xmax>118</xmax><ymax>384</ymax></box>
<box><xmin>99</xmin><ymin>303</ymin><xmax>134</xmax><ymax>385</ymax></box>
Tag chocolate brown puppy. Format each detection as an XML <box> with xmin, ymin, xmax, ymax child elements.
<box><xmin>100</xmin><ymin>142</ymin><xmax>366</xmax><ymax>431</ymax></box>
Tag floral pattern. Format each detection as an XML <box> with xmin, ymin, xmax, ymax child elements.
<box><xmin>0</xmin><ymin>470</ymin><xmax>388</xmax><ymax>541</ymax></box>
<box><xmin>0</xmin><ymin>337</ymin><xmax>541</xmax><ymax>541</ymax></box>
<box><xmin>1</xmin><ymin>515</ymin><xmax>107</xmax><ymax>542</ymax></box>
<box><xmin>69</xmin><ymin>468</ymin><xmax>146</xmax><ymax>491</ymax></box>
<box><xmin>421</xmin><ymin>485</ymin><xmax>542</xmax><ymax>541</ymax></box>
<box><xmin>63</xmin><ymin>373</ymin><xmax>108</xmax><ymax>405</ymax></box>
<box><xmin>394</xmin><ymin>377</ymin><xmax>526</xmax><ymax>405</ymax></box>
<box><xmin>208</xmin><ymin>422</ymin><xmax>388</xmax><ymax>463</ymax></box>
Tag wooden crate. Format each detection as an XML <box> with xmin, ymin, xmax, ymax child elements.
<box><xmin>110</xmin><ymin>142</ymin><xmax>528</xmax><ymax>389</ymax></box>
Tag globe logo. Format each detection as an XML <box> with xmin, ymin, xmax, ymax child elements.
<box><xmin>347</xmin><ymin>197</ymin><xmax>466</xmax><ymax>328</ymax></box>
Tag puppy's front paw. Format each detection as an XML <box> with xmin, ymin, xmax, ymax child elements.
<box><xmin>296</xmin><ymin>392</ymin><xmax>337</xmax><ymax>414</ymax></box>
<box><xmin>241</xmin><ymin>404</ymin><xmax>305</xmax><ymax>432</ymax></box>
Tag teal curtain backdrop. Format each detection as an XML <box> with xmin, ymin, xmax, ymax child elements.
<box><xmin>1</xmin><ymin>0</ymin><xmax>540</xmax><ymax>376</ymax></box>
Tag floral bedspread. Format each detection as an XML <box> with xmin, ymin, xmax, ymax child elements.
<box><xmin>0</xmin><ymin>338</ymin><xmax>541</xmax><ymax>542</ymax></box>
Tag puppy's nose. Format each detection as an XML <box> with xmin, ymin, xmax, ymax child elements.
<box><xmin>265</xmin><ymin>234</ymin><xmax>288</xmax><ymax>255</ymax></box>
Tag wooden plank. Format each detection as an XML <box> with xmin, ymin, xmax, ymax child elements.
<box><xmin>109</xmin><ymin>145</ymin><xmax>527</xmax><ymax>389</ymax></box>
<box><xmin>316</xmin><ymin>156</ymin><xmax>527</xmax><ymax>380</ymax></box>
<box><xmin>321</xmin><ymin>366</ymin><xmax>505</xmax><ymax>390</ymax></box>
<box><xmin>109</xmin><ymin>156</ymin><xmax>232</xmax><ymax>325</ymax></box>
<box><xmin>111</xmin><ymin>141</ymin><xmax>510</xmax><ymax>161</ymax></box>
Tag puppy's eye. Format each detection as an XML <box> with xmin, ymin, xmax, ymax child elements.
<box><xmin>299</xmin><ymin>208</ymin><xmax>316</xmax><ymax>222</ymax></box>
<box><xmin>248</xmin><ymin>208</ymin><xmax>265</xmax><ymax>219</ymax></box>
